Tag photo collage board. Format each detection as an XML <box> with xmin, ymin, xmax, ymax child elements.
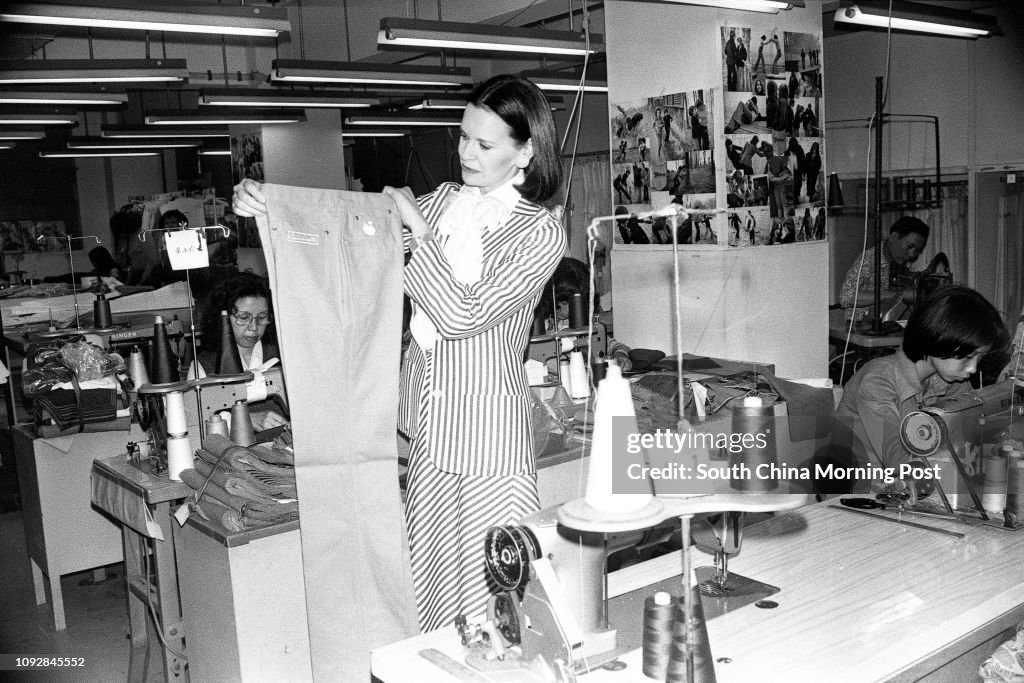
<box><xmin>610</xmin><ymin>89</ymin><xmax>718</xmax><ymax>246</ymax></box>
<box><xmin>721</xmin><ymin>25</ymin><xmax>825</xmax><ymax>248</ymax></box>
<box><xmin>609</xmin><ymin>25</ymin><xmax>825</xmax><ymax>248</ymax></box>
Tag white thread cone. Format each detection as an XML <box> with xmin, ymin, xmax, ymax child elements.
<box><xmin>569</xmin><ymin>351</ymin><xmax>590</xmax><ymax>400</ymax></box>
<box><xmin>585</xmin><ymin>362</ymin><xmax>654</xmax><ymax>513</ymax></box>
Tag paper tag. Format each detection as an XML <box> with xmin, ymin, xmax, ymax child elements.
<box><xmin>287</xmin><ymin>230</ymin><xmax>320</xmax><ymax>246</ymax></box>
<box><xmin>173</xmin><ymin>501</ymin><xmax>192</xmax><ymax>527</ymax></box>
<box><xmin>165</xmin><ymin>229</ymin><xmax>210</xmax><ymax>270</ymax></box>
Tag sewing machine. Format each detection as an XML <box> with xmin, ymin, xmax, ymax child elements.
<box><xmin>882</xmin><ymin>253</ymin><xmax>953</xmax><ymax>323</ymax></box>
<box><xmin>133</xmin><ymin>367</ymin><xmax>288</xmax><ymax>472</ymax></box>
<box><xmin>900</xmin><ymin>379</ymin><xmax>1023</xmax><ymax>520</ymax></box>
<box><xmin>527</xmin><ymin>322</ymin><xmax>608</xmax><ymax>367</ymax></box>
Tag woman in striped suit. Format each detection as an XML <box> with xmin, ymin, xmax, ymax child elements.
<box><xmin>384</xmin><ymin>74</ymin><xmax>566</xmax><ymax>631</ymax></box>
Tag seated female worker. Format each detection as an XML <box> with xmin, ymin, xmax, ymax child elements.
<box><xmin>829</xmin><ymin>284</ymin><xmax>1007</xmax><ymax>494</ymax></box>
<box><xmin>189</xmin><ymin>272</ymin><xmax>288</xmax><ymax>430</ymax></box>
<box><xmin>535</xmin><ymin>256</ymin><xmax>633</xmax><ymax>371</ymax></box>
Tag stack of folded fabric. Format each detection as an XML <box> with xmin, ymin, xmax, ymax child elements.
<box><xmin>179</xmin><ymin>434</ymin><xmax>298</xmax><ymax>532</ymax></box>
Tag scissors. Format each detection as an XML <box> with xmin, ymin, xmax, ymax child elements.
<box><xmin>839</xmin><ymin>497</ymin><xmax>891</xmax><ymax>510</ymax></box>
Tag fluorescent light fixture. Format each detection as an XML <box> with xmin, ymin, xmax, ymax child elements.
<box><xmin>407</xmin><ymin>97</ymin><xmax>467</xmax><ymax>110</ymax></box>
<box><xmin>345</xmin><ymin>113</ymin><xmax>461</xmax><ymax>127</ymax></box>
<box><xmin>40</xmin><ymin>149</ymin><xmax>161</xmax><ymax>158</ymax></box>
<box><xmin>655</xmin><ymin>0</ymin><xmax>804</xmax><ymax>13</ymax></box>
<box><xmin>0</xmin><ymin>111</ymin><xmax>79</xmax><ymax>125</ymax></box>
<box><xmin>834</xmin><ymin>1</ymin><xmax>1000</xmax><ymax>38</ymax></box>
<box><xmin>0</xmin><ymin>59</ymin><xmax>188</xmax><ymax>84</ymax></box>
<box><xmin>341</xmin><ymin>127</ymin><xmax>410</xmax><ymax>138</ymax></box>
<box><xmin>0</xmin><ymin>89</ymin><xmax>127</xmax><ymax>105</ymax></box>
<box><xmin>145</xmin><ymin>108</ymin><xmax>306</xmax><ymax>125</ymax></box>
<box><xmin>0</xmin><ymin>143</ymin><xmax>14</xmax><ymax>149</ymax></box>
<box><xmin>1</xmin><ymin>2</ymin><xmax>289</xmax><ymax>37</ymax></box>
<box><xmin>102</xmin><ymin>125</ymin><xmax>229</xmax><ymax>138</ymax></box>
<box><xmin>520</xmin><ymin>68</ymin><xmax>608</xmax><ymax>93</ymax></box>
<box><xmin>200</xmin><ymin>88</ymin><xmax>377</xmax><ymax>109</ymax></box>
<box><xmin>271</xmin><ymin>59</ymin><xmax>474</xmax><ymax>87</ymax></box>
<box><xmin>68</xmin><ymin>137</ymin><xmax>199</xmax><ymax>149</ymax></box>
<box><xmin>0</xmin><ymin>130</ymin><xmax>46</xmax><ymax>139</ymax></box>
<box><xmin>198</xmin><ymin>149</ymin><xmax>231</xmax><ymax>156</ymax></box>
<box><xmin>378</xmin><ymin>17</ymin><xmax>602</xmax><ymax>56</ymax></box>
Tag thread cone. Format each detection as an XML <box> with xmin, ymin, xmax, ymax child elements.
<box><xmin>127</xmin><ymin>346</ymin><xmax>150</xmax><ymax>387</ymax></box>
<box><xmin>150</xmin><ymin>315</ymin><xmax>180</xmax><ymax>384</ymax></box>
<box><xmin>93</xmin><ymin>293</ymin><xmax>113</xmax><ymax>329</ymax></box>
<box><xmin>584</xmin><ymin>362</ymin><xmax>654</xmax><ymax>513</ymax></box>
<box><xmin>215</xmin><ymin>310</ymin><xmax>245</xmax><ymax>375</ymax></box>
<box><xmin>229</xmin><ymin>400</ymin><xmax>256</xmax><ymax>446</ymax></box>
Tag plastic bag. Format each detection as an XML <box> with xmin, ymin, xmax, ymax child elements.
<box><xmin>59</xmin><ymin>341</ymin><xmax>125</xmax><ymax>382</ymax></box>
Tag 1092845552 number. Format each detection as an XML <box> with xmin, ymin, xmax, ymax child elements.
<box><xmin>1</xmin><ymin>656</ymin><xmax>85</xmax><ymax>669</ymax></box>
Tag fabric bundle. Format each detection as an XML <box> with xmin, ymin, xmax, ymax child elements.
<box><xmin>181</xmin><ymin>433</ymin><xmax>299</xmax><ymax>530</ymax></box>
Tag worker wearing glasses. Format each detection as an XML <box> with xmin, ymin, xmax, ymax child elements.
<box><xmin>191</xmin><ymin>272</ymin><xmax>287</xmax><ymax>429</ymax></box>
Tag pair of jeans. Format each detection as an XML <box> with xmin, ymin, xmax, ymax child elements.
<box><xmin>256</xmin><ymin>184</ymin><xmax>417</xmax><ymax>682</ymax></box>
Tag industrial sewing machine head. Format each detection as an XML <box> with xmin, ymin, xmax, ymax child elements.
<box><xmin>900</xmin><ymin>379</ymin><xmax>1024</xmax><ymax>525</ymax></box>
<box><xmin>131</xmin><ymin>365</ymin><xmax>288</xmax><ymax>472</ymax></box>
<box><xmin>882</xmin><ymin>253</ymin><xmax>953</xmax><ymax>323</ymax></box>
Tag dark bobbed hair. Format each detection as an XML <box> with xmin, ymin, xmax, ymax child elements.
<box><xmin>200</xmin><ymin>272</ymin><xmax>275</xmax><ymax>348</ymax></box>
<box><xmin>467</xmin><ymin>74</ymin><xmax>562</xmax><ymax>204</ymax></box>
<box><xmin>903</xmin><ymin>285</ymin><xmax>1006</xmax><ymax>362</ymax></box>
<box><xmin>160</xmin><ymin>209</ymin><xmax>188</xmax><ymax>226</ymax></box>
<box><xmin>88</xmin><ymin>246</ymin><xmax>120</xmax><ymax>276</ymax></box>
<box><xmin>534</xmin><ymin>256</ymin><xmax>600</xmax><ymax>321</ymax></box>
<box><xmin>890</xmin><ymin>215</ymin><xmax>930</xmax><ymax>241</ymax></box>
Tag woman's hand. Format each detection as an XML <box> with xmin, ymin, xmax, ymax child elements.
<box><xmin>382</xmin><ymin>186</ymin><xmax>431</xmax><ymax>241</ymax></box>
<box><xmin>233</xmin><ymin>179</ymin><xmax>268</xmax><ymax>219</ymax></box>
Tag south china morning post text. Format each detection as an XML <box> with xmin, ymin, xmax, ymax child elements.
<box><xmin>608</xmin><ymin>417</ymin><xmax>942</xmax><ymax>495</ymax></box>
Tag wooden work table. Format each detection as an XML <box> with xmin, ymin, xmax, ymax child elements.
<box><xmin>372</xmin><ymin>500</ymin><xmax>1024</xmax><ymax>682</ymax></box>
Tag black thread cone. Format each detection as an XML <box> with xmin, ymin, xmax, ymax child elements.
<box><xmin>215</xmin><ymin>310</ymin><xmax>244</xmax><ymax>375</ymax></box>
<box><xmin>93</xmin><ymin>293</ymin><xmax>113</xmax><ymax>329</ymax></box>
<box><xmin>150</xmin><ymin>315</ymin><xmax>180</xmax><ymax>384</ymax></box>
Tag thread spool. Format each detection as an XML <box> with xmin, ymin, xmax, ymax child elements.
<box><xmin>531</xmin><ymin>313</ymin><xmax>546</xmax><ymax>337</ymax></box>
<box><xmin>665</xmin><ymin>590</ymin><xmax>717</xmax><ymax>683</ymax></box>
<box><xmin>166</xmin><ymin>435</ymin><xmax>194</xmax><ymax>482</ymax></box>
<box><xmin>93</xmin><ymin>293</ymin><xmax>113</xmax><ymax>329</ymax></box>
<box><xmin>1006</xmin><ymin>450</ymin><xmax>1023</xmax><ymax>517</ymax></box>
<box><xmin>127</xmin><ymin>346</ymin><xmax>150</xmax><ymax>387</ymax></box>
<box><xmin>642</xmin><ymin>591</ymin><xmax>676</xmax><ymax>680</ymax></box>
<box><xmin>728</xmin><ymin>396</ymin><xmax>778</xmax><ymax>492</ymax></box>
<box><xmin>206</xmin><ymin>413</ymin><xmax>230</xmax><ymax>438</ymax></box>
<box><xmin>584</xmin><ymin>361</ymin><xmax>655</xmax><ymax>513</ymax></box>
<box><xmin>982</xmin><ymin>445</ymin><xmax>1010</xmax><ymax>514</ymax></box>
<box><xmin>229</xmin><ymin>400</ymin><xmax>256</xmax><ymax>446</ymax></box>
<box><xmin>149</xmin><ymin>315</ymin><xmax>181</xmax><ymax>384</ymax></box>
<box><xmin>568</xmin><ymin>292</ymin><xmax>587</xmax><ymax>329</ymax></box>
<box><xmin>591</xmin><ymin>359</ymin><xmax>608</xmax><ymax>387</ymax></box>
<box><xmin>215</xmin><ymin>309</ymin><xmax>245</xmax><ymax>375</ymax></box>
<box><xmin>559</xmin><ymin>358</ymin><xmax>572</xmax><ymax>396</ymax></box>
<box><xmin>569</xmin><ymin>351</ymin><xmax>590</xmax><ymax>400</ymax></box>
<box><xmin>163</xmin><ymin>390</ymin><xmax>188</xmax><ymax>436</ymax></box>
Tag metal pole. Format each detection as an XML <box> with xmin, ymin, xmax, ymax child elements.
<box><xmin>871</xmin><ymin>76</ymin><xmax>884</xmax><ymax>334</ymax></box>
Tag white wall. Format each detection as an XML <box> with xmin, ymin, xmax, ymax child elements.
<box><xmin>605</xmin><ymin>0</ymin><xmax>829</xmax><ymax>379</ymax></box>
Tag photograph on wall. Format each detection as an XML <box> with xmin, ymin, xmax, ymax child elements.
<box><xmin>0</xmin><ymin>220</ymin><xmax>70</xmax><ymax>251</ymax></box>
<box><xmin>610</xmin><ymin>89</ymin><xmax>718</xmax><ymax>243</ymax></box>
<box><xmin>720</xmin><ymin>25</ymin><xmax>827</xmax><ymax>245</ymax></box>
<box><xmin>726</xmin><ymin>207</ymin><xmax>772</xmax><ymax>247</ymax></box>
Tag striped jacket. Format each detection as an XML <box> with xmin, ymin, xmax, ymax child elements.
<box><xmin>398</xmin><ymin>182</ymin><xmax>566</xmax><ymax>476</ymax></box>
